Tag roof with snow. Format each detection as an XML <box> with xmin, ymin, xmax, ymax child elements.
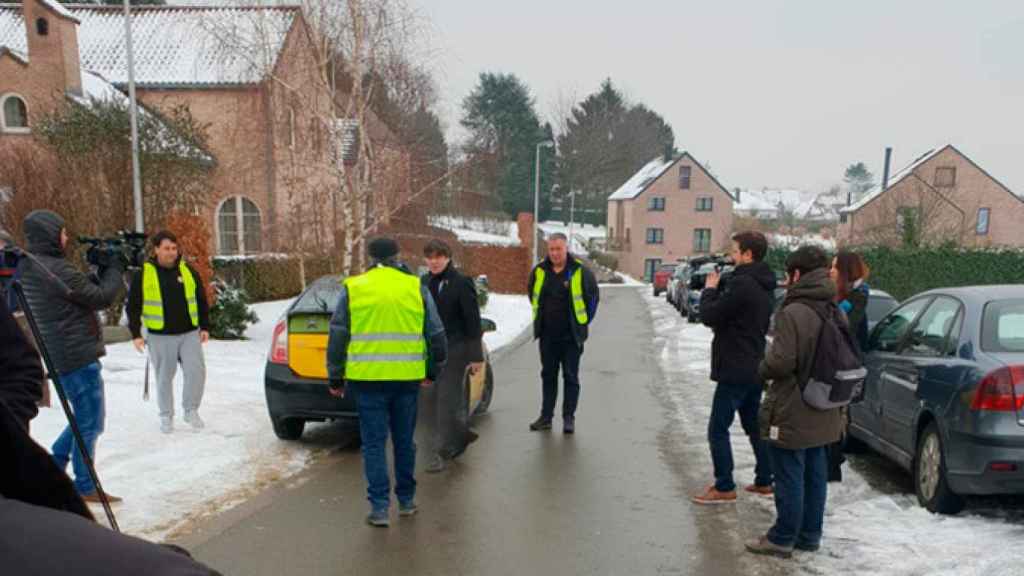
<box><xmin>841</xmin><ymin>144</ymin><xmax>1023</xmax><ymax>214</ymax></box>
<box><xmin>608</xmin><ymin>152</ymin><xmax>734</xmax><ymax>202</ymax></box>
<box><xmin>840</xmin><ymin>148</ymin><xmax>941</xmax><ymax>214</ymax></box>
<box><xmin>0</xmin><ymin>4</ymin><xmax>299</xmax><ymax>86</ymax></box>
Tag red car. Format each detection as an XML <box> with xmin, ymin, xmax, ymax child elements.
<box><xmin>652</xmin><ymin>264</ymin><xmax>677</xmax><ymax>296</ymax></box>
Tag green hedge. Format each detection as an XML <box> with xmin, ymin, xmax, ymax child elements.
<box><xmin>212</xmin><ymin>255</ymin><xmax>337</xmax><ymax>302</ymax></box>
<box><xmin>765</xmin><ymin>246</ymin><xmax>1024</xmax><ymax>302</ymax></box>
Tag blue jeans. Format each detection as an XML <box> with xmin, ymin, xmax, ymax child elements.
<box><xmin>355</xmin><ymin>387</ymin><xmax>419</xmax><ymax>512</ymax></box>
<box><xmin>51</xmin><ymin>363</ymin><xmax>105</xmax><ymax>495</ymax></box>
<box><xmin>767</xmin><ymin>445</ymin><xmax>828</xmax><ymax>549</ymax></box>
<box><xmin>708</xmin><ymin>382</ymin><xmax>773</xmax><ymax>492</ymax></box>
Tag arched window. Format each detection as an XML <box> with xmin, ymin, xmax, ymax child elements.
<box><xmin>1</xmin><ymin>94</ymin><xmax>29</xmax><ymax>133</ymax></box>
<box><xmin>217</xmin><ymin>196</ymin><xmax>263</xmax><ymax>255</ymax></box>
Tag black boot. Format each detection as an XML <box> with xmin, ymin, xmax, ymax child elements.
<box><xmin>529</xmin><ymin>417</ymin><xmax>552</xmax><ymax>431</ymax></box>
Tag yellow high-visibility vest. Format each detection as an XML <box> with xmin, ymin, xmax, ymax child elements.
<box><xmin>531</xmin><ymin>260</ymin><xmax>589</xmax><ymax>325</ymax></box>
<box><xmin>344</xmin><ymin>266</ymin><xmax>427</xmax><ymax>381</ymax></box>
<box><xmin>142</xmin><ymin>261</ymin><xmax>198</xmax><ymax>331</ymax></box>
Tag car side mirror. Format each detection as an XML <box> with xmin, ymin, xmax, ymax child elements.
<box><xmin>480</xmin><ymin>318</ymin><xmax>497</xmax><ymax>333</ymax></box>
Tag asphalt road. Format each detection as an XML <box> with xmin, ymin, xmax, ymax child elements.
<box><xmin>176</xmin><ymin>286</ymin><xmax>746</xmax><ymax>575</ymax></box>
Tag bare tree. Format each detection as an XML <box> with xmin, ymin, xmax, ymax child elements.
<box><xmin>850</xmin><ymin>176</ymin><xmax>972</xmax><ymax>247</ymax></box>
<box><xmin>202</xmin><ymin>0</ymin><xmax>464</xmax><ymax>274</ymax></box>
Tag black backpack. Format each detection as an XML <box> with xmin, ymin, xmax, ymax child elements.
<box><xmin>797</xmin><ymin>302</ymin><xmax>867</xmax><ymax>410</ymax></box>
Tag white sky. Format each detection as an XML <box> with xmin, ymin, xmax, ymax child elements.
<box><xmin>411</xmin><ymin>0</ymin><xmax>1024</xmax><ymax>194</ymax></box>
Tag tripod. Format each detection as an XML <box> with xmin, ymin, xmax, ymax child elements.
<box><xmin>11</xmin><ymin>280</ymin><xmax>120</xmax><ymax>531</ymax></box>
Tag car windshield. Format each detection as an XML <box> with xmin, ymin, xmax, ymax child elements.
<box><xmin>982</xmin><ymin>299</ymin><xmax>1024</xmax><ymax>353</ymax></box>
<box><xmin>867</xmin><ymin>295</ymin><xmax>898</xmax><ymax>324</ymax></box>
<box><xmin>292</xmin><ymin>277</ymin><xmax>344</xmax><ymax>314</ymax></box>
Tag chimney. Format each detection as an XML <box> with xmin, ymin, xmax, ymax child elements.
<box><xmin>23</xmin><ymin>0</ymin><xmax>83</xmax><ymax>96</ymax></box>
<box><xmin>733</xmin><ymin>187</ymin><xmax>741</xmax><ymax>203</ymax></box>
<box><xmin>662</xmin><ymin>144</ymin><xmax>675</xmax><ymax>163</ymax></box>
<box><xmin>882</xmin><ymin>147</ymin><xmax>893</xmax><ymax>192</ymax></box>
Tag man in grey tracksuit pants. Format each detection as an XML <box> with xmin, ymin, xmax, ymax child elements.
<box><xmin>127</xmin><ymin>231</ymin><xmax>211</xmax><ymax>434</ymax></box>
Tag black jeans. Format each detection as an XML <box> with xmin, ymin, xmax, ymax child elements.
<box><xmin>708</xmin><ymin>381</ymin><xmax>773</xmax><ymax>492</ymax></box>
<box><xmin>539</xmin><ymin>337</ymin><xmax>582</xmax><ymax>420</ymax></box>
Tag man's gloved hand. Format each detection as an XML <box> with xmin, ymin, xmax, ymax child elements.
<box><xmin>328</xmin><ymin>379</ymin><xmax>345</xmax><ymax>398</ymax></box>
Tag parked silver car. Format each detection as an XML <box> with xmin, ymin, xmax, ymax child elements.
<box><xmin>849</xmin><ymin>285</ymin><xmax>1024</xmax><ymax>514</ymax></box>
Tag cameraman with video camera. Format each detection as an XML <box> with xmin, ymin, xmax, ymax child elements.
<box><xmin>18</xmin><ymin>210</ymin><xmax>126</xmax><ymax>503</ymax></box>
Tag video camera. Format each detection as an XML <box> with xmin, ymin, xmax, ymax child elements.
<box><xmin>78</xmin><ymin>231</ymin><xmax>148</xmax><ymax>270</ymax></box>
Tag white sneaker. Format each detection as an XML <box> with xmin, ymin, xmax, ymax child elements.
<box><xmin>184</xmin><ymin>410</ymin><xmax>205</xmax><ymax>430</ymax></box>
<box><xmin>160</xmin><ymin>417</ymin><xmax>174</xmax><ymax>434</ymax></box>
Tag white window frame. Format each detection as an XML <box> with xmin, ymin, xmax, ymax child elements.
<box><xmin>976</xmin><ymin>207</ymin><xmax>990</xmax><ymax>236</ymax></box>
<box><xmin>215</xmin><ymin>196</ymin><xmax>263</xmax><ymax>255</ymax></box>
<box><xmin>1</xmin><ymin>93</ymin><xmax>30</xmax><ymax>134</ymax></box>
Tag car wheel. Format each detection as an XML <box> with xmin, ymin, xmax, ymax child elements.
<box><xmin>914</xmin><ymin>422</ymin><xmax>965</xmax><ymax>514</ymax></box>
<box><xmin>474</xmin><ymin>364</ymin><xmax>494</xmax><ymax>416</ymax></box>
<box><xmin>272</xmin><ymin>417</ymin><xmax>305</xmax><ymax>441</ymax></box>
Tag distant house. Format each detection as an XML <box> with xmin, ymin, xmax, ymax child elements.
<box><xmin>606</xmin><ymin>152</ymin><xmax>735</xmax><ymax>281</ymax></box>
<box><xmin>838</xmin><ymin>145</ymin><xmax>1024</xmax><ymax>248</ymax></box>
<box><xmin>732</xmin><ymin>188</ymin><xmax>816</xmax><ymax>221</ymax></box>
<box><xmin>0</xmin><ymin>0</ymin><xmax>404</xmax><ymax>257</ymax></box>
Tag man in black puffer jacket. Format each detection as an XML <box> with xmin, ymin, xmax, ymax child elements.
<box><xmin>692</xmin><ymin>231</ymin><xmax>777</xmax><ymax>505</ymax></box>
<box><xmin>17</xmin><ymin>210</ymin><xmax>125</xmax><ymax>502</ymax></box>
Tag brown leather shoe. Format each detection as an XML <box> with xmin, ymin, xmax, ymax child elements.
<box><xmin>691</xmin><ymin>485</ymin><xmax>737</xmax><ymax>505</ymax></box>
<box><xmin>745</xmin><ymin>484</ymin><xmax>774</xmax><ymax>496</ymax></box>
<box><xmin>745</xmin><ymin>535</ymin><xmax>793</xmax><ymax>559</ymax></box>
<box><xmin>81</xmin><ymin>491</ymin><xmax>123</xmax><ymax>504</ymax></box>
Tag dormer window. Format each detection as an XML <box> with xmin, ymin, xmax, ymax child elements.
<box><xmin>36</xmin><ymin>18</ymin><xmax>49</xmax><ymax>36</ymax></box>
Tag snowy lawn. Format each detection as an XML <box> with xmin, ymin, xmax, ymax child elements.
<box><xmin>428</xmin><ymin>215</ymin><xmax>520</xmax><ymax>247</ymax></box>
<box><xmin>30</xmin><ymin>294</ymin><xmax>533</xmax><ymax>542</ymax></box>
<box><xmin>644</xmin><ymin>289</ymin><xmax>1024</xmax><ymax>576</ymax></box>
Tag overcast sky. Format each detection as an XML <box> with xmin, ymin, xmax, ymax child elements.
<box><xmin>411</xmin><ymin>0</ymin><xmax>1024</xmax><ymax>194</ymax></box>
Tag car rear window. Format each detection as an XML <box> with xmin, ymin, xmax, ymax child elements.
<box><xmin>867</xmin><ymin>295</ymin><xmax>898</xmax><ymax>324</ymax></box>
<box><xmin>292</xmin><ymin>277</ymin><xmax>344</xmax><ymax>314</ymax></box>
<box><xmin>982</xmin><ymin>299</ymin><xmax>1024</xmax><ymax>353</ymax></box>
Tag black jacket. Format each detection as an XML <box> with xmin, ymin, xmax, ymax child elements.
<box><xmin>0</xmin><ymin>297</ymin><xmax>43</xmax><ymax>431</ymax></box>
<box><xmin>700</xmin><ymin>261</ymin><xmax>776</xmax><ymax>385</ymax></box>
<box><xmin>422</xmin><ymin>263</ymin><xmax>484</xmax><ymax>363</ymax></box>
<box><xmin>18</xmin><ymin>211</ymin><xmax>124</xmax><ymax>375</ymax></box>
<box><xmin>127</xmin><ymin>258</ymin><xmax>211</xmax><ymax>339</ymax></box>
<box><xmin>528</xmin><ymin>256</ymin><xmax>600</xmax><ymax>345</ymax></box>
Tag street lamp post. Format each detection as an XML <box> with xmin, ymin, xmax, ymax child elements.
<box><xmin>123</xmin><ymin>0</ymin><xmax>144</xmax><ymax>233</ymax></box>
<box><xmin>533</xmin><ymin>140</ymin><xmax>554</xmax><ymax>263</ymax></box>
<box><xmin>568</xmin><ymin>189</ymin><xmax>577</xmax><ymax>247</ymax></box>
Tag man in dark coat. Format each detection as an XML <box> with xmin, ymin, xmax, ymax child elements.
<box><xmin>746</xmin><ymin>245</ymin><xmax>844</xmax><ymax>559</ymax></box>
<box><xmin>420</xmin><ymin>239</ymin><xmax>484</xmax><ymax>473</ymax></box>
<box><xmin>527</xmin><ymin>233</ymin><xmax>600</xmax><ymax>434</ymax></box>
<box><xmin>692</xmin><ymin>231</ymin><xmax>776</xmax><ymax>505</ymax></box>
<box><xmin>17</xmin><ymin>210</ymin><xmax>125</xmax><ymax>502</ymax></box>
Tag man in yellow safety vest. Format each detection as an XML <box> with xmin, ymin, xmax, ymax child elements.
<box><xmin>127</xmin><ymin>231</ymin><xmax>210</xmax><ymax>434</ymax></box>
<box><xmin>326</xmin><ymin>237</ymin><xmax>447</xmax><ymax>527</ymax></box>
<box><xmin>527</xmin><ymin>233</ymin><xmax>599</xmax><ymax>434</ymax></box>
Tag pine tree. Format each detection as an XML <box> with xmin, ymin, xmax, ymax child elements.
<box><xmin>844</xmin><ymin>162</ymin><xmax>875</xmax><ymax>202</ymax></box>
<box><xmin>460</xmin><ymin>72</ymin><xmax>551</xmax><ymax>217</ymax></box>
<box><xmin>555</xmin><ymin>79</ymin><xmax>674</xmax><ymax>225</ymax></box>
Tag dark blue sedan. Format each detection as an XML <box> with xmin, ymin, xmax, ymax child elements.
<box><xmin>849</xmin><ymin>285</ymin><xmax>1024</xmax><ymax>514</ymax></box>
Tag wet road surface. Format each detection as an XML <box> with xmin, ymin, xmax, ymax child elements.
<box><xmin>176</xmin><ymin>287</ymin><xmax>746</xmax><ymax>575</ymax></box>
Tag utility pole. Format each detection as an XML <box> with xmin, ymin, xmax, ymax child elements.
<box><xmin>124</xmin><ymin>0</ymin><xmax>144</xmax><ymax>233</ymax></box>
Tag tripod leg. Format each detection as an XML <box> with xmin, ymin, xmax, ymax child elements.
<box><xmin>12</xmin><ymin>281</ymin><xmax>120</xmax><ymax>532</ymax></box>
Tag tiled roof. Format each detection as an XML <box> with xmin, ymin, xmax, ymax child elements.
<box><xmin>607</xmin><ymin>156</ymin><xmax>676</xmax><ymax>201</ymax></box>
<box><xmin>840</xmin><ymin>148</ymin><xmax>941</xmax><ymax>214</ymax></box>
<box><xmin>0</xmin><ymin>4</ymin><xmax>298</xmax><ymax>86</ymax></box>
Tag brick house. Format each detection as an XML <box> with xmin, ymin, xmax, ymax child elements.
<box><xmin>838</xmin><ymin>145</ymin><xmax>1024</xmax><ymax>248</ymax></box>
<box><xmin>0</xmin><ymin>0</ymin><xmax>407</xmax><ymax>257</ymax></box>
<box><xmin>606</xmin><ymin>152</ymin><xmax>735</xmax><ymax>281</ymax></box>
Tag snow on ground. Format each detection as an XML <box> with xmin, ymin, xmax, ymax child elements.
<box><xmin>429</xmin><ymin>215</ymin><xmax>520</xmax><ymax>247</ymax></box>
<box><xmin>643</xmin><ymin>290</ymin><xmax>1024</xmax><ymax>575</ymax></box>
<box><xmin>481</xmin><ymin>293</ymin><xmax>532</xmax><ymax>352</ymax></box>
<box><xmin>30</xmin><ymin>294</ymin><xmax>534</xmax><ymax>541</ymax></box>
<box><xmin>768</xmin><ymin>232</ymin><xmax>837</xmax><ymax>252</ymax></box>
<box><xmin>30</xmin><ymin>299</ymin><xmax>305</xmax><ymax>541</ymax></box>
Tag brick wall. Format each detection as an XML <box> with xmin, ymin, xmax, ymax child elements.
<box><xmin>381</xmin><ymin>219</ymin><xmax>531</xmax><ymax>295</ymax></box>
